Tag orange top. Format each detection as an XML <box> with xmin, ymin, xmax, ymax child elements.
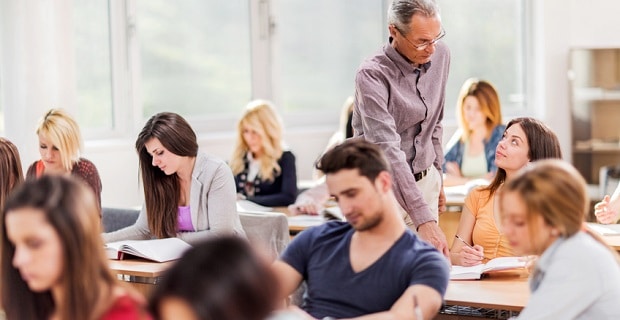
<box><xmin>466</xmin><ymin>187</ymin><xmax>514</xmax><ymax>262</ymax></box>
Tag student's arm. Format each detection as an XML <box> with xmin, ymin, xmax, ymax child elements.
<box><xmin>450</xmin><ymin>192</ymin><xmax>484</xmax><ymax>266</ymax></box>
<box><xmin>344</xmin><ymin>285</ymin><xmax>442</xmax><ymax>320</ymax></box>
<box><xmin>595</xmin><ymin>184</ymin><xmax>620</xmax><ymax>224</ymax></box>
<box><xmin>272</xmin><ymin>260</ymin><xmax>304</xmax><ymax>301</ymax></box>
<box><xmin>102</xmin><ymin>206</ymin><xmax>151</xmax><ymax>243</ymax></box>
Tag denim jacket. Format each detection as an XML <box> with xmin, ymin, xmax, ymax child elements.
<box><xmin>443</xmin><ymin>124</ymin><xmax>506</xmax><ymax>173</ymax></box>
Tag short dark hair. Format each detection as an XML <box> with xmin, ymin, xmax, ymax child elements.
<box><xmin>150</xmin><ymin>236</ymin><xmax>278</xmax><ymax>320</ymax></box>
<box><xmin>316</xmin><ymin>138</ymin><xmax>391</xmax><ymax>182</ymax></box>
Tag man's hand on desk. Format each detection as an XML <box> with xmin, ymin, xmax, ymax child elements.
<box><xmin>418</xmin><ymin>222</ymin><xmax>450</xmax><ymax>258</ymax></box>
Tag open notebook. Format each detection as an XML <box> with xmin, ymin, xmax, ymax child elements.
<box><xmin>450</xmin><ymin>257</ymin><xmax>528</xmax><ymax>280</ymax></box>
<box><xmin>105</xmin><ymin>238</ymin><xmax>192</xmax><ymax>262</ymax></box>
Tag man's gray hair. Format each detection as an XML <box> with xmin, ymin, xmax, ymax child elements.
<box><xmin>388</xmin><ymin>0</ymin><xmax>440</xmax><ymax>35</ymax></box>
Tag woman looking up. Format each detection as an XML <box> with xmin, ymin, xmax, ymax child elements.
<box><xmin>450</xmin><ymin>117</ymin><xmax>562</xmax><ymax>266</ymax></box>
<box><xmin>103</xmin><ymin>112</ymin><xmax>245</xmax><ymax>245</ymax></box>
<box><xmin>26</xmin><ymin>109</ymin><xmax>102</xmax><ymax>208</ymax></box>
<box><xmin>230</xmin><ymin>100</ymin><xmax>297</xmax><ymax>207</ymax></box>
<box><xmin>444</xmin><ymin>79</ymin><xmax>504</xmax><ymax>187</ymax></box>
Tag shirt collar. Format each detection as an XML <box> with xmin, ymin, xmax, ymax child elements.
<box><xmin>385</xmin><ymin>37</ymin><xmax>432</xmax><ymax>74</ymax></box>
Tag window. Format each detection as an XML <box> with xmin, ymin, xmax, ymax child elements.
<box><xmin>136</xmin><ymin>0</ymin><xmax>252</xmax><ymax>121</ymax></box>
<box><xmin>438</xmin><ymin>0</ymin><xmax>526</xmax><ymax>117</ymax></box>
<box><xmin>70</xmin><ymin>0</ymin><xmax>527</xmax><ymax>136</ymax></box>
<box><xmin>73</xmin><ymin>1</ymin><xmax>114</xmax><ymax>132</ymax></box>
<box><xmin>271</xmin><ymin>0</ymin><xmax>384</xmax><ymax>118</ymax></box>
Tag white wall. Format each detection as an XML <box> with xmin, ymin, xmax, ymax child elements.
<box><xmin>5</xmin><ymin>0</ymin><xmax>620</xmax><ymax>208</ymax></box>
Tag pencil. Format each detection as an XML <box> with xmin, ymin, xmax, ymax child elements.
<box><xmin>454</xmin><ymin>234</ymin><xmax>474</xmax><ymax>249</ymax></box>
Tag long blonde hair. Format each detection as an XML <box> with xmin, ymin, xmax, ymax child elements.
<box><xmin>502</xmin><ymin>159</ymin><xmax>620</xmax><ymax>263</ymax></box>
<box><xmin>456</xmin><ymin>78</ymin><xmax>503</xmax><ymax>142</ymax></box>
<box><xmin>230</xmin><ymin>100</ymin><xmax>284</xmax><ymax>182</ymax></box>
<box><xmin>36</xmin><ymin>109</ymin><xmax>83</xmax><ymax>171</ymax></box>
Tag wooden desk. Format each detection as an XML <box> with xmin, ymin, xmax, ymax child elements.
<box><xmin>443</xmin><ymin>273</ymin><xmax>529</xmax><ymax>311</ymax></box>
<box><xmin>109</xmin><ymin>259</ymin><xmax>174</xmax><ymax>297</ymax></box>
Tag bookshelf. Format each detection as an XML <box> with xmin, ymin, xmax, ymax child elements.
<box><xmin>569</xmin><ymin>48</ymin><xmax>620</xmax><ymax>183</ymax></box>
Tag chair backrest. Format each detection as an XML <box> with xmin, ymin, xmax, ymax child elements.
<box><xmin>102</xmin><ymin>207</ymin><xmax>140</xmax><ymax>232</ymax></box>
<box><xmin>238</xmin><ymin>211</ymin><xmax>290</xmax><ymax>261</ymax></box>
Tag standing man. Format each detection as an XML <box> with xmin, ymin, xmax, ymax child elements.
<box><xmin>353</xmin><ymin>0</ymin><xmax>450</xmax><ymax>256</ymax></box>
<box><xmin>273</xmin><ymin>139</ymin><xmax>449</xmax><ymax>319</ymax></box>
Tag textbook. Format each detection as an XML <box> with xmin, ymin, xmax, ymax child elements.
<box><xmin>105</xmin><ymin>238</ymin><xmax>192</xmax><ymax>262</ymax></box>
<box><xmin>450</xmin><ymin>257</ymin><xmax>528</xmax><ymax>280</ymax></box>
<box><xmin>236</xmin><ymin>199</ymin><xmax>273</xmax><ymax>213</ymax></box>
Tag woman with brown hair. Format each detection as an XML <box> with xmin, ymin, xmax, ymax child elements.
<box><xmin>103</xmin><ymin>112</ymin><xmax>245</xmax><ymax>245</ymax></box>
<box><xmin>450</xmin><ymin>117</ymin><xmax>563</xmax><ymax>266</ymax></box>
<box><xmin>444</xmin><ymin>79</ymin><xmax>504</xmax><ymax>186</ymax></box>
<box><xmin>500</xmin><ymin>160</ymin><xmax>620</xmax><ymax>319</ymax></box>
<box><xmin>150</xmin><ymin>236</ymin><xmax>285</xmax><ymax>320</ymax></box>
<box><xmin>1</xmin><ymin>175</ymin><xmax>150</xmax><ymax>319</ymax></box>
<box><xmin>0</xmin><ymin>137</ymin><xmax>24</xmax><ymax>210</ymax></box>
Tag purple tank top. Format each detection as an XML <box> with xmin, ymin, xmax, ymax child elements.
<box><xmin>177</xmin><ymin>206</ymin><xmax>194</xmax><ymax>231</ymax></box>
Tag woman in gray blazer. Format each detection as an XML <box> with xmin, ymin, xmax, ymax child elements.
<box><xmin>103</xmin><ymin>112</ymin><xmax>245</xmax><ymax>245</ymax></box>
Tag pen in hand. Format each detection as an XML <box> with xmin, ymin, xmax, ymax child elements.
<box><xmin>455</xmin><ymin>235</ymin><xmax>484</xmax><ymax>259</ymax></box>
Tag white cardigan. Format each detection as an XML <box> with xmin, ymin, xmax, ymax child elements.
<box><xmin>103</xmin><ymin>152</ymin><xmax>245</xmax><ymax>245</ymax></box>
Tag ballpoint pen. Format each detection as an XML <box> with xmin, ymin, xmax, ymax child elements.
<box><xmin>413</xmin><ymin>294</ymin><xmax>423</xmax><ymax>320</ymax></box>
<box><xmin>455</xmin><ymin>235</ymin><xmax>484</xmax><ymax>259</ymax></box>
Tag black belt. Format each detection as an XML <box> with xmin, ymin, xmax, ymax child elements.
<box><xmin>414</xmin><ymin>168</ymin><xmax>430</xmax><ymax>181</ymax></box>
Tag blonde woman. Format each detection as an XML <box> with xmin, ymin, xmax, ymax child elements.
<box><xmin>230</xmin><ymin>100</ymin><xmax>297</xmax><ymax>207</ymax></box>
<box><xmin>26</xmin><ymin>109</ymin><xmax>102</xmax><ymax>208</ymax></box>
<box><xmin>500</xmin><ymin>160</ymin><xmax>620</xmax><ymax>319</ymax></box>
<box><xmin>444</xmin><ymin>79</ymin><xmax>504</xmax><ymax>187</ymax></box>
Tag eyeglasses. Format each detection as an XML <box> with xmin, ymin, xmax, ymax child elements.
<box><xmin>397</xmin><ymin>28</ymin><xmax>446</xmax><ymax>51</ymax></box>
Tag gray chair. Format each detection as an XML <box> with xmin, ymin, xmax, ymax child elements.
<box><xmin>102</xmin><ymin>207</ymin><xmax>140</xmax><ymax>233</ymax></box>
<box><xmin>238</xmin><ymin>211</ymin><xmax>290</xmax><ymax>261</ymax></box>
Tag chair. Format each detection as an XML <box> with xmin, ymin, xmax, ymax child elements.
<box><xmin>238</xmin><ymin>211</ymin><xmax>290</xmax><ymax>262</ymax></box>
<box><xmin>102</xmin><ymin>207</ymin><xmax>140</xmax><ymax>233</ymax></box>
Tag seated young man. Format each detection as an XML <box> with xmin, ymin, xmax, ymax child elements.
<box><xmin>272</xmin><ymin>139</ymin><xmax>450</xmax><ymax>319</ymax></box>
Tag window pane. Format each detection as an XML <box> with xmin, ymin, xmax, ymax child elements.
<box><xmin>137</xmin><ymin>0</ymin><xmax>251</xmax><ymax>120</ymax></box>
<box><xmin>438</xmin><ymin>0</ymin><xmax>526</xmax><ymax>116</ymax></box>
<box><xmin>272</xmin><ymin>0</ymin><xmax>384</xmax><ymax>114</ymax></box>
<box><xmin>73</xmin><ymin>1</ymin><xmax>113</xmax><ymax>130</ymax></box>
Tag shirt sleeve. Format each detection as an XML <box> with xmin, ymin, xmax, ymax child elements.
<box><xmin>102</xmin><ymin>206</ymin><xmax>151</xmax><ymax>243</ymax></box>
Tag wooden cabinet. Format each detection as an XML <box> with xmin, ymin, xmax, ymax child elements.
<box><xmin>570</xmin><ymin>48</ymin><xmax>620</xmax><ymax>183</ymax></box>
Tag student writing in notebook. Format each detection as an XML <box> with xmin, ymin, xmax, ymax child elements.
<box><xmin>594</xmin><ymin>183</ymin><xmax>620</xmax><ymax>224</ymax></box>
<box><xmin>450</xmin><ymin>117</ymin><xmax>562</xmax><ymax>266</ymax></box>
<box><xmin>273</xmin><ymin>139</ymin><xmax>449</xmax><ymax>320</ymax></box>
<box><xmin>103</xmin><ymin>112</ymin><xmax>245</xmax><ymax>245</ymax></box>
<box><xmin>1</xmin><ymin>175</ymin><xmax>151</xmax><ymax>319</ymax></box>
<box><xmin>500</xmin><ymin>160</ymin><xmax>620</xmax><ymax>319</ymax></box>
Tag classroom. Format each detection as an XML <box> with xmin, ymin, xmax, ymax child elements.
<box><xmin>1</xmin><ymin>1</ymin><xmax>620</xmax><ymax>319</ymax></box>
